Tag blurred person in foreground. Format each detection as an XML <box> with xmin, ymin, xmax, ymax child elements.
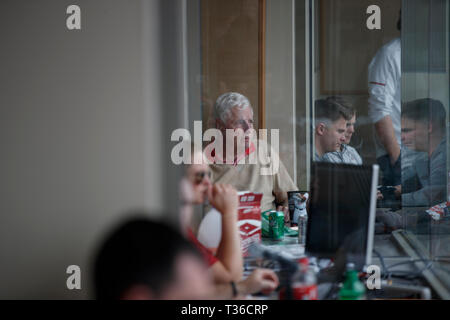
<box><xmin>94</xmin><ymin>216</ymin><xmax>279</xmax><ymax>300</ymax></box>
<box><xmin>180</xmin><ymin>142</ymin><xmax>243</xmax><ymax>283</ymax></box>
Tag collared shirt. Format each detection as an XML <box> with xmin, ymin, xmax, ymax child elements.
<box><xmin>321</xmin><ymin>144</ymin><xmax>363</xmax><ymax>165</ymax></box>
<box><xmin>206</xmin><ymin>142</ymin><xmax>256</xmax><ymax>166</ymax></box>
<box><xmin>208</xmin><ymin>140</ymin><xmax>298</xmax><ymax>212</ymax></box>
<box><xmin>402</xmin><ymin>139</ymin><xmax>447</xmax><ymax>207</ymax></box>
<box><xmin>314</xmin><ymin>151</ymin><xmax>326</xmax><ymax>162</ymax></box>
<box><xmin>368</xmin><ymin>37</ymin><xmax>401</xmax><ymax>158</ymax></box>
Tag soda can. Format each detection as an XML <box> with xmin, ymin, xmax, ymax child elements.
<box><xmin>298</xmin><ymin>212</ymin><xmax>308</xmax><ymax>246</ymax></box>
<box><xmin>269</xmin><ymin>211</ymin><xmax>284</xmax><ymax>241</ymax></box>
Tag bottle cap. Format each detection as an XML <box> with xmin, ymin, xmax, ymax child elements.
<box><xmin>298</xmin><ymin>257</ymin><xmax>309</xmax><ymax>267</ymax></box>
<box><xmin>346</xmin><ymin>262</ymin><xmax>355</xmax><ymax>271</ymax></box>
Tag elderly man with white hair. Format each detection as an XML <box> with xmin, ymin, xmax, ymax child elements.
<box><xmin>205</xmin><ymin>92</ymin><xmax>298</xmax><ymax>215</ymax></box>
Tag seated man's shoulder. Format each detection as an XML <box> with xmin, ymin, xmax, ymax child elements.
<box><xmin>343</xmin><ymin>144</ymin><xmax>363</xmax><ymax>164</ymax></box>
<box><xmin>322</xmin><ymin>151</ymin><xmax>341</xmax><ymax>163</ymax></box>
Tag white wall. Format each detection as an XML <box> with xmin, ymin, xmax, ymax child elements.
<box><xmin>0</xmin><ymin>0</ymin><xmax>178</xmax><ymax>299</ymax></box>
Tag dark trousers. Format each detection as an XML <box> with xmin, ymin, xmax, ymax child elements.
<box><xmin>377</xmin><ymin>154</ymin><xmax>401</xmax><ymax>186</ymax></box>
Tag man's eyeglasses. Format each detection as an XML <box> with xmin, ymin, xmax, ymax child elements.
<box><xmin>193</xmin><ymin>171</ymin><xmax>212</xmax><ymax>185</ymax></box>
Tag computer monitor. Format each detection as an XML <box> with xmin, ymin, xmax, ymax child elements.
<box><xmin>305</xmin><ymin>163</ymin><xmax>379</xmax><ymax>270</ymax></box>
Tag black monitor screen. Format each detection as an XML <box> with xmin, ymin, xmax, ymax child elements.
<box><xmin>305</xmin><ymin>163</ymin><xmax>376</xmax><ymax>268</ymax></box>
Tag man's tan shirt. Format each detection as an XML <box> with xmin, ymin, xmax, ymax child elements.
<box><xmin>208</xmin><ymin>141</ymin><xmax>298</xmax><ymax>212</ymax></box>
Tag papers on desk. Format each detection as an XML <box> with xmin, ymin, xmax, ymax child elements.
<box><xmin>260</xmin><ymin>244</ymin><xmax>305</xmax><ymax>260</ymax></box>
<box><xmin>426</xmin><ymin>202</ymin><xmax>450</xmax><ymax>221</ymax></box>
<box><xmin>197</xmin><ymin>192</ymin><xmax>263</xmax><ymax>256</ymax></box>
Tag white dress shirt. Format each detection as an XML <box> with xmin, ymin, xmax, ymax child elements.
<box><xmin>368</xmin><ymin>38</ymin><xmax>401</xmax><ymax>159</ymax></box>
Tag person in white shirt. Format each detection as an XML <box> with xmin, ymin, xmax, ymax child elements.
<box><xmin>368</xmin><ymin>11</ymin><xmax>402</xmax><ymax>186</ymax></box>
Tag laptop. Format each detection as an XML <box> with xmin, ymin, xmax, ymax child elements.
<box><xmin>305</xmin><ymin>163</ymin><xmax>379</xmax><ymax>270</ymax></box>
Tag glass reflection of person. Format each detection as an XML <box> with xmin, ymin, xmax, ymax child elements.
<box><xmin>397</xmin><ymin>98</ymin><xmax>447</xmax><ymax>207</ymax></box>
<box><xmin>292</xmin><ymin>192</ymin><xmax>309</xmax><ymax>225</ymax></box>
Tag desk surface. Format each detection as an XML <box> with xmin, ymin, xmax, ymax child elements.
<box><xmin>246</xmin><ymin>233</ymin><xmax>447</xmax><ymax>299</ymax></box>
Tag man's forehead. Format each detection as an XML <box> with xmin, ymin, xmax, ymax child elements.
<box><xmin>401</xmin><ymin>117</ymin><xmax>421</xmax><ymax>128</ymax></box>
<box><xmin>230</xmin><ymin>106</ymin><xmax>253</xmax><ymax>117</ymax></box>
<box><xmin>332</xmin><ymin>117</ymin><xmax>347</xmax><ymax>128</ymax></box>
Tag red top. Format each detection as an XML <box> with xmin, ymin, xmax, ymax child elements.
<box><xmin>186</xmin><ymin>228</ymin><xmax>218</xmax><ymax>267</ymax></box>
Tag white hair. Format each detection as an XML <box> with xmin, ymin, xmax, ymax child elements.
<box><xmin>214</xmin><ymin>92</ymin><xmax>252</xmax><ymax>123</ymax></box>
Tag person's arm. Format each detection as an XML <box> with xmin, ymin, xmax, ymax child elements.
<box><xmin>273</xmin><ymin>148</ymin><xmax>298</xmax><ymax>206</ymax></box>
<box><xmin>179</xmin><ymin>178</ymin><xmax>195</xmax><ymax>237</ymax></box>
<box><xmin>374</xmin><ymin>116</ymin><xmax>400</xmax><ymax>165</ymax></box>
<box><xmin>368</xmin><ymin>41</ymin><xmax>401</xmax><ymax>164</ymax></box>
<box><xmin>401</xmin><ymin>151</ymin><xmax>447</xmax><ymax>206</ymax></box>
<box><xmin>273</xmin><ymin>158</ymin><xmax>298</xmax><ymax>224</ymax></box>
<box><xmin>211</xmin><ymin>269</ymin><xmax>279</xmax><ymax>299</ymax></box>
<box><xmin>274</xmin><ymin>191</ymin><xmax>289</xmax><ymax>207</ymax></box>
<box><xmin>208</xmin><ymin>184</ymin><xmax>243</xmax><ymax>283</ymax></box>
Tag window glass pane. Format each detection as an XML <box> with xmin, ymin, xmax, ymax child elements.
<box><xmin>306</xmin><ymin>0</ymin><xmax>450</xmax><ymax>291</ymax></box>
<box><xmin>402</xmin><ymin>0</ymin><xmax>450</xmax><ymax>285</ymax></box>
<box><xmin>190</xmin><ymin>0</ymin><xmax>450</xmax><ymax>294</ymax></box>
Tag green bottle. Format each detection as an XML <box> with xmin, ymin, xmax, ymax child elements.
<box><xmin>339</xmin><ymin>263</ymin><xmax>366</xmax><ymax>300</ymax></box>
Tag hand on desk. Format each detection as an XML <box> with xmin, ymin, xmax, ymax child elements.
<box><xmin>376</xmin><ymin>209</ymin><xmax>402</xmax><ymax>232</ymax></box>
<box><xmin>237</xmin><ymin>269</ymin><xmax>279</xmax><ymax>296</ymax></box>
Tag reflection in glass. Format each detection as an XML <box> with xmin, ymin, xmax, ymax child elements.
<box><xmin>401</xmin><ymin>99</ymin><xmax>447</xmax><ymax>208</ymax></box>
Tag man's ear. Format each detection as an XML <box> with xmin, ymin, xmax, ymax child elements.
<box><xmin>121</xmin><ymin>285</ymin><xmax>154</xmax><ymax>300</ymax></box>
<box><xmin>316</xmin><ymin>123</ymin><xmax>326</xmax><ymax>136</ymax></box>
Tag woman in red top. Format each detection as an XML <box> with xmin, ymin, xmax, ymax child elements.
<box><xmin>178</xmin><ymin>142</ymin><xmax>279</xmax><ymax>298</ymax></box>
<box><xmin>180</xmin><ymin>146</ymin><xmax>243</xmax><ymax>283</ymax></box>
